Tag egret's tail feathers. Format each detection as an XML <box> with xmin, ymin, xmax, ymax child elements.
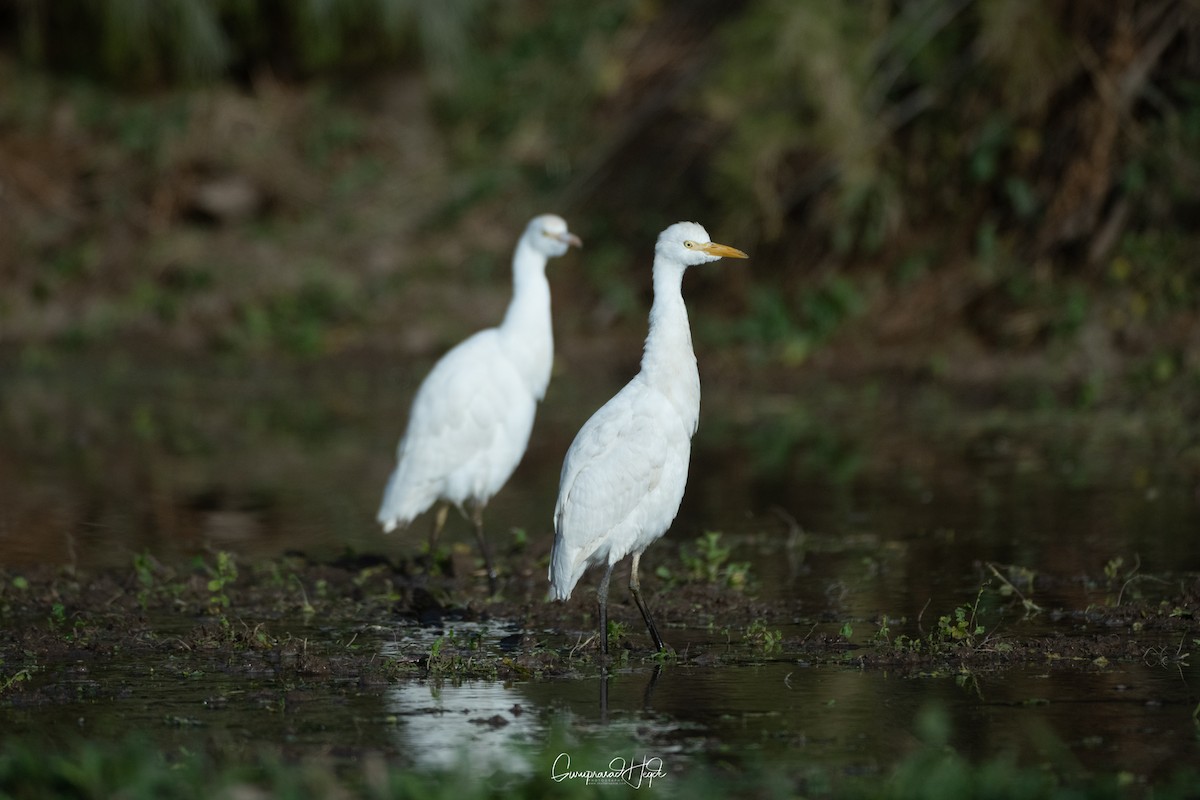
<box><xmin>548</xmin><ymin>545</ymin><xmax>587</xmax><ymax>602</ymax></box>
<box><xmin>377</xmin><ymin>468</ymin><xmax>432</xmax><ymax>534</ymax></box>
<box><xmin>378</xmin><ymin>515</ymin><xmax>405</xmax><ymax>534</ymax></box>
<box><xmin>376</xmin><ymin>501</ymin><xmax>413</xmax><ymax>533</ymax></box>
<box><xmin>548</xmin><ymin>577</ymin><xmax>572</xmax><ymax>602</ymax></box>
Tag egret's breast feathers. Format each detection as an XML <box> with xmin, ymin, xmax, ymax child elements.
<box><xmin>553</xmin><ymin>384</ymin><xmax>687</xmax><ymax>559</ymax></box>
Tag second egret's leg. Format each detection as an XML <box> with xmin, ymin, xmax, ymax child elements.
<box><xmin>468</xmin><ymin>501</ymin><xmax>498</xmax><ymax>595</ymax></box>
<box><xmin>428</xmin><ymin>503</ymin><xmax>450</xmax><ymax>552</ymax></box>
<box><xmin>597</xmin><ymin>562</ymin><xmax>615</xmax><ymax>657</ymax></box>
<box><xmin>629</xmin><ymin>550</ymin><xmax>666</xmax><ymax>652</ymax></box>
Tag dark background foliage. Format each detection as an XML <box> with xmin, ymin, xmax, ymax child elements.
<box><xmin>1</xmin><ymin>0</ymin><xmax>1198</xmax><ymax>405</ymax></box>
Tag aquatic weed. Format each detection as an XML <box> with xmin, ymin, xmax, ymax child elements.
<box><xmin>666</xmin><ymin>531</ymin><xmax>752</xmax><ymax>588</ymax></box>
<box><xmin>201</xmin><ymin>550</ymin><xmax>238</xmax><ymax>617</ymax></box>
<box><xmin>744</xmin><ymin>620</ymin><xmax>783</xmax><ymax>655</ymax></box>
<box><xmin>877</xmin><ymin>588</ymin><xmax>996</xmax><ymax>656</ymax></box>
<box><xmin>936</xmin><ymin>601</ymin><xmax>985</xmax><ymax>646</ymax></box>
<box><xmin>427</xmin><ymin>629</ymin><xmax>496</xmax><ymax>677</ymax></box>
<box><xmin>0</xmin><ymin>664</ymin><xmax>34</xmax><ymax>695</ymax></box>
<box><xmin>605</xmin><ymin>620</ymin><xmax>630</xmax><ymax>656</ymax></box>
<box><xmin>132</xmin><ymin>551</ymin><xmax>156</xmax><ymax>609</ymax></box>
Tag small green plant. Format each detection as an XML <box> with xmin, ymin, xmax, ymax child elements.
<box><xmin>427</xmin><ymin>632</ymin><xmax>450</xmax><ymax>674</ymax></box>
<box><xmin>873</xmin><ymin>615</ymin><xmax>892</xmax><ymax>644</ymax></box>
<box><xmin>254</xmin><ymin>561</ymin><xmax>287</xmax><ymax>589</ymax></box>
<box><xmin>45</xmin><ymin>603</ymin><xmax>85</xmax><ymax>643</ymax></box>
<box><xmin>1102</xmin><ymin>554</ymin><xmax>1154</xmax><ymax>606</ymax></box>
<box><xmin>347</xmin><ymin>561</ymin><xmax>402</xmax><ymax>603</ymax></box>
<box><xmin>423</xmin><ymin>629</ymin><xmax>492</xmax><ymax>676</ymax></box>
<box><xmin>203</xmin><ymin>550</ymin><xmax>238</xmax><ymax>616</ymax></box>
<box><xmin>679</xmin><ymin>531</ymin><xmax>751</xmax><ymax>588</ymax></box>
<box><xmin>132</xmin><ymin>552</ymin><xmax>156</xmax><ymax>609</ymax></box>
<box><xmin>48</xmin><ymin>603</ymin><xmax>67</xmax><ymax>629</ymax></box>
<box><xmin>1103</xmin><ymin>556</ymin><xmax>1125</xmax><ymax>581</ymax></box>
<box><xmin>935</xmin><ymin>590</ymin><xmax>986</xmax><ymax>647</ymax></box>
<box><xmin>649</xmin><ymin>647</ymin><xmax>677</xmax><ymax>665</ymax></box>
<box><xmin>878</xmin><ymin>588</ymin><xmax>995</xmax><ymax>655</ymax></box>
<box><xmin>510</xmin><ymin>527</ymin><xmax>528</xmax><ymax>549</ymax></box>
<box><xmin>839</xmin><ymin>621</ymin><xmax>854</xmax><ymax>640</ymax></box>
<box><xmin>605</xmin><ymin>619</ymin><xmax>628</xmax><ymax>652</ymax></box>
<box><xmin>745</xmin><ymin>620</ymin><xmax>783</xmax><ymax>655</ymax></box>
<box><xmin>0</xmin><ymin>665</ymin><xmax>33</xmax><ymax>694</ymax></box>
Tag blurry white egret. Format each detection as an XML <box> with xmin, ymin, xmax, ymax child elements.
<box><xmin>378</xmin><ymin>214</ymin><xmax>581</xmax><ymax>592</ymax></box>
<box><xmin>549</xmin><ymin>221</ymin><xmax>747</xmax><ymax>654</ymax></box>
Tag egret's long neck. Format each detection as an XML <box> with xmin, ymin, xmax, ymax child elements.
<box><xmin>498</xmin><ymin>239</ymin><xmax>554</xmax><ymax>399</ymax></box>
<box><xmin>640</xmin><ymin>263</ymin><xmax>700</xmax><ymax>433</ymax></box>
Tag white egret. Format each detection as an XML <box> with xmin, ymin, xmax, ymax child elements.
<box><xmin>549</xmin><ymin>221</ymin><xmax>748</xmax><ymax>654</ymax></box>
<box><xmin>378</xmin><ymin>214</ymin><xmax>581</xmax><ymax>592</ymax></box>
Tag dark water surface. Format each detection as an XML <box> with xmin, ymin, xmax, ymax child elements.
<box><xmin>2</xmin><ymin>354</ymin><xmax>1199</xmax><ymax>782</ymax></box>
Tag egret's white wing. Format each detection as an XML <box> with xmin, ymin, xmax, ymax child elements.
<box><xmin>551</xmin><ymin>379</ymin><xmax>691</xmax><ymax>596</ymax></box>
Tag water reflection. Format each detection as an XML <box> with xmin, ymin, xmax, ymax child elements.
<box><xmin>377</xmin><ymin>649</ymin><xmax>1200</xmax><ymax>782</ymax></box>
<box><xmin>385</xmin><ymin>680</ymin><xmax>540</xmax><ymax>772</ymax></box>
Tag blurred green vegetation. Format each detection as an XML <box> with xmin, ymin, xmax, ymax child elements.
<box><xmin>1</xmin><ymin>706</ymin><xmax>1196</xmax><ymax>799</ymax></box>
<box><xmin>0</xmin><ymin>0</ymin><xmax>1198</xmax><ymax>408</ymax></box>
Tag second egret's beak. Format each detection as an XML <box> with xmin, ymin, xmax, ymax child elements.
<box><xmin>699</xmin><ymin>241</ymin><xmax>748</xmax><ymax>259</ymax></box>
<box><xmin>558</xmin><ymin>232</ymin><xmax>583</xmax><ymax>249</ymax></box>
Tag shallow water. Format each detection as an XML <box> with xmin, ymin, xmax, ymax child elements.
<box><xmin>4</xmin><ymin>626</ymin><xmax>1195</xmax><ymax>784</ymax></box>
<box><xmin>2</xmin><ymin>354</ymin><xmax>1199</xmax><ymax>783</ymax></box>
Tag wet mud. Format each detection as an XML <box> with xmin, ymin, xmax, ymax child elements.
<box><xmin>2</xmin><ymin>542</ymin><xmax>1196</xmax><ymax>709</ymax></box>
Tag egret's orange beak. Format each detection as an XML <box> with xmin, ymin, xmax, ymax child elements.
<box><xmin>699</xmin><ymin>241</ymin><xmax>748</xmax><ymax>259</ymax></box>
<box><xmin>558</xmin><ymin>232</ymin><xmax>583</xmax><ymax>249</ymax></box>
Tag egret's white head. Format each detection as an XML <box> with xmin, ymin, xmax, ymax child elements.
<box><xmin>655</xmin><ymin>221</ymin><xmax>748</xmax><ymax>268</ymax></box>
<box><xmin>525</xmin><ymin>214</ymin><xmax>582</xmax><ymax>258</ymax></box>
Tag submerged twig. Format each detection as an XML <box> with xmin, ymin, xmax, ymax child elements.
<box><xmin>1115</xmin><ymin>553</ymin><xmax>1143</xmax><ymax>606</ymax></box>
<box><xmin>916</xmin><ymin>597</ymin><xmax>932</xmax><ymax>637</ymax></box>
<box><xmin>985</xmin><ymin>562</ymin><xmax>1043</xmax><ymax>616</ymax></box>
<box><xmin>569</xmin><ymin>633</ymin><xmax>596</xmax><ymax>659</ymax></box>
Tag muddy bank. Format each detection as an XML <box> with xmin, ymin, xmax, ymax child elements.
<box><xmin>2</xmin><ymin>543</ymin><xmax>1196</xmax><ymax>703</ymax></box>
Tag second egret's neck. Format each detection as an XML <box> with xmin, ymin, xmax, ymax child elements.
<box><xmin>499</xmin><ymin>237</ymin><xmax>554</xmax><ymax>398</ymax></box>
<box><xmin>640</xmin><ymin>262</ymin><xmax>700</xmax><ymax>431</ymax></box>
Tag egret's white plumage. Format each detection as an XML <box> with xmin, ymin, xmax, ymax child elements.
<box><xmin>379</xmin><ymin>214</ymin><xmax>580</xmax><ymax>589</ymax></box>
<box><xmin>549</xmin><ymin>221</ymin><xmax>747</xmax><ymax>652</ymax></box>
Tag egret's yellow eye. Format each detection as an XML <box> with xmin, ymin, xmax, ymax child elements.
<box><xmin>683</xmin><ymin>240</ymin><xmax>695</xmax><ymax>248</ymax></box>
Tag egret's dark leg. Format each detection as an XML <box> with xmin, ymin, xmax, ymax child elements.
<box><xmin>468</xmin><ymin>501</ymin><xmax>498</xmax><ymax>595</ymax></box>
<box><xmin>597</xmin><ymin>562</ymin><xmax>616</xmax><ymax>657</ymax></box>
<box><xmin>629</xmin><ymin>551</ymin><xmax>666</xmax><ymax>652</ymax></box>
